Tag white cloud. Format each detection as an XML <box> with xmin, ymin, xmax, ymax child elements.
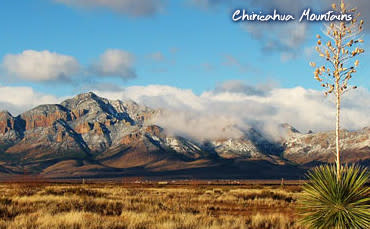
<box><xmin>94</xmin><ymin>83</ymin><xmax>370</xmax><ymax>141</ymax></box>
<box><xmin>2</xmin><ymin>50</ymin><xmax>80</xmax><ymax>82</ymax></box>
<box><xmin>98</xmin><ymin>85</ymin><xmax>204</xmax><ymax>111</ymax></box>
<box><xmin>54</xmin><ymin>0</ymin><xmax>164</xmax><ymax>17</ymax></box>
<box><xmin>0</xmin><ymin>85</ymin><xmax>63</xmax><ymax>115</ymax></box>
<box><xmin>90</xmin><ymin>49</ymin><xmax>137</xmax><ymax>80</ymax></box>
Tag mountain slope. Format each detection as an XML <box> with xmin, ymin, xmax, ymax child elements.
<box><xmin>283</xmin><ymin>127</ymin><xmax>370</xmax><ymax>165</ymax></box>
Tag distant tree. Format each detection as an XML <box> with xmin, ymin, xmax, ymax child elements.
<box><xmin>309</xmin><ymin>0</ymin><xmax>364</xmax><ymax>180</ymax></box>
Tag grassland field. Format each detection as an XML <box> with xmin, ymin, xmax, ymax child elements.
<box><xmin>0</xmin><ymin>179</ymin><xmax>307</xmax><ymax>229</ymax></box>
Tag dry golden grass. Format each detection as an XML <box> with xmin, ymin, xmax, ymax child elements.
<box><xmin>0</xmin><ymin>182</ymin><xmax>305</xmax><ymax>229</ymax></box>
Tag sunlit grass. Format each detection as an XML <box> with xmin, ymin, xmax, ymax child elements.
<box><xmin>0</xmin><ymin>182</ymin><xmax>305</xmax><ymax>229</ymax></box>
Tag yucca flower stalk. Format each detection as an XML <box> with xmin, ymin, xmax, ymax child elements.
<box><xmin>301</xmin><ymin>1</ymin><xmax>368</xmax><ymax>228</ymax></box>
<box><xmin>299</xmin><ymin>165</ymin><xmax>370</xmax><ymax>229</ymax></box>
<box><xmin>309</xmin><ymin>0</ymin><xmax>364</xmax><ymax>180</ymax></box>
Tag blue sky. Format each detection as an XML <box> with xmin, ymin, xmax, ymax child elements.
<box><xmin>0</xmin><ymin>0</ymin><xmax>369</xmax><ymax>132</ymax></box>
<box><xmin>0</xmin><ymin>0</ymin><xmax>369</xmax><ymax>97</ymax></box>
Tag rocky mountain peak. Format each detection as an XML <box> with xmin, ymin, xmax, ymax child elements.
<box><xmin>61</xmin><ymin>92</ymin><xmax>125</xmax><ymax>123</ymax></box>
<box><xmin>75</xmin><ymin>91</ymin><xmax>98</xmax><ymax>99</ymax></box>
<box><xmin>61</xmin><ymin>92</ymin><xmax>108</xmax><ymax>111</ymax></box>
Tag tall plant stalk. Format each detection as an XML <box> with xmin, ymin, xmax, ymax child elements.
<box><xmin>335</xmin><ymin>88</ymin><xmax>340</xmax><ymax>180</ymax></box>
<box><xmin>310</xmin><ymin>0</ymin><xmax>364</xmax><ymax>180</ymax></box>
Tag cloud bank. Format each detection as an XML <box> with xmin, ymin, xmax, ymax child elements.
<box><xmin>94</xmin><ymin>82</ymin><xmax>370</xmax><ymax>141</ymax></box>
<box><xmin>0</xmin><ymin>81</ymin><xmax>368</xmax><ymax>141</ymax></box>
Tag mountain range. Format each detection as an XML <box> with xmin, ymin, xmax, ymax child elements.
<box><xmin>0</xmin><ymin>92</ymin><xmax>368</xmax><ymax>180</ymax></box>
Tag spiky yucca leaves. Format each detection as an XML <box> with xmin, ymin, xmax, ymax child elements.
<box><xmin>299</xmin><ymin>165</ymin><xmax>370</xmax><ymax>229</ymax></box>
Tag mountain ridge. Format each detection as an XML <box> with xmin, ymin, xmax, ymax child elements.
<box><xmin>0</xmin><ymin>92</ymin><xmax>368</xmax><ymax>179</ymax></box>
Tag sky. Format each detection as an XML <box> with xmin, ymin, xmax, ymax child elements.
<box><xmin>0</xmin><ymin>0</ymin><xmax>369</xmax><ymax>137</ymax></box>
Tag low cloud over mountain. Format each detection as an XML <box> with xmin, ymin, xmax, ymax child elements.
<box><xmin>1</xmin><ymin>82</ymin><xmax>369</xmax><ymax>142</ymax></box>
<box><xmin>95</xmin><ymin>83</ymin><xmax>370</xmax><ymax>141</ymax></box>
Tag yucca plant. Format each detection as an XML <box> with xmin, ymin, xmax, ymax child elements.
<box><xmin>300</xmin><ymin>1</ymin><xmax>369</xmax><ymax>228</ymax></box>
<box><xmin>299</xmin><ymin>164</ymin><xmax>370</xmax><ymax>229</ymax></box>
<box><xmin>309</xmin><ymin>0</ymin><xmax>365</xmax><ymax>180</ymax></box>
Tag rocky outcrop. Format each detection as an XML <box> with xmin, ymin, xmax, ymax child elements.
<box><xmin>0</xmin><ymin>111</ymin><xmax>24</xmax><ymax>146</ymax></box>
<box><xmin>20</xmin><ymin>105</ymin><xmax>72</xmax><ymax>130</ymax></box>
<box><xmin>5</xmin><ymin>120</ymin><xmax>89</xmax><ymax>161</ymax></box>
<box><xmin>0</xmin><ymin>111</ymin><xmax>15</xmax><ymax>134</ymax></box>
